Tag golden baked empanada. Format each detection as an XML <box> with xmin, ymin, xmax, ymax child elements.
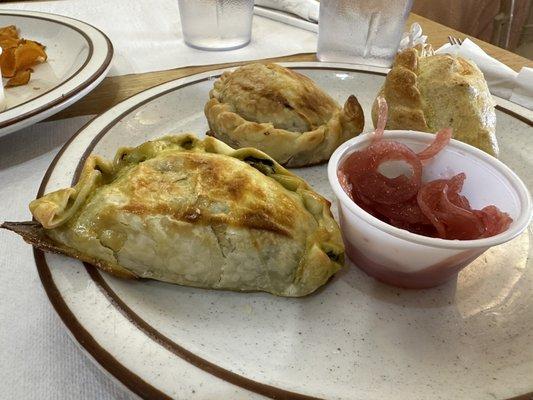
<box><xmin>3</xmin><ymin>134</ymin><xmax>344</xmax><ymax>297</ymax></box>
<box><xmin>205</xmin><ymin>63</ymin><xmax>365</xmax><ymax>167</ymax></box>
<box><xmin>372</xmin><ymin>48</ymin><xmax>498</xmax><ymax>156</ymax></box>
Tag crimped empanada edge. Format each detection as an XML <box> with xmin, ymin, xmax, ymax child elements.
<box><xmin>1</xmin><ymin>221</ymin><xmax>136</xmax><ymax>279</ymax></box>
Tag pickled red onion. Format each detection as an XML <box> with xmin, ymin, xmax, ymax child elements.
<box><xmin>338</xmin><ymin>98</ymin><xmax>512</xmax><ymax>240</ymax></box>
<box><xmin>346</xmin><ymin>140</ymin><xmax>423</xmax><ymax>204</ymax></box>
<box><xmin>372</xmin><ymin>96</ymin><xmax>388</xmax><ymax>143</ymax></box>
<box><xmin>417</xmin><ymin>127</ymin><xmax>452</xmax><ymax>161</ymax></box>
<box><xmin>475</xmin><ymin>206</ymin><xmax>513</xmax><ymax>238</ymax></box>
<box><xmin>417</xmin><ymin>174</ymin><xmax>485</xmax><ymax>239</ymax></box>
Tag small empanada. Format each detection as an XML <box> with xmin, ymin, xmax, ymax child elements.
<box><xmin>205</xmin><ymin>63</ymin><xmax>365</xmax><ymax>167</ymax></box>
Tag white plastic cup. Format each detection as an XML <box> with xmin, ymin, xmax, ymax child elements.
<box><xmin>177</xmin><ymin>0</ymin><xmax>253</xmax><ymax>51</ymax></box>
<box><xmin>328</xmin><ymin>131</ymin><xmax>532</xmax><ymax>289</ymax></box>
<box><xmin>317</xmin><ymin>0</ymin><xmax>413</xmax><ymax>67</ymax></box>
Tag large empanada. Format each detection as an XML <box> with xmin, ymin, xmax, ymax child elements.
<box><xmin>372</xmin><ymin>48</ymin><xmax>498</xmax><ymax>156</ymax></box>
<box><xmin>3</xmin><ymin>134</ymin><xmax>344</xmax><ymax>297</ymax></box>
<box><xmin>205</xmin><ymin>63</ymin><xmax>365</xmax><ymax>167</ymax></box>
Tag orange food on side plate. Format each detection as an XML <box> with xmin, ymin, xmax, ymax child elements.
<box><xmin>0</xmin><ymin>25</ymin><xmax>47</xmax><ymax>86</ymax></box>
<box><xmin>5</xmin><ymin>69</ymin><xmax>31</xmax><ymax>88</ymax></box>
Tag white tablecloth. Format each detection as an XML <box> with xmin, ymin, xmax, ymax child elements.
<box><xmin>0</xmin><ymin>116</ymin><xmax>137</xmax><ymax>399</ymax></box>
<box><xmin>0</xmin><ymin>1</ymin><xmax>317</xmax><ymax>398</ymax></box>
<box><xmin>1</xmin><ymin>0</ymin><xmax>316</xmax><ymax>76</ymax></box>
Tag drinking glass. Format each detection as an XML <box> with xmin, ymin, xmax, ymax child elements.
<box><xmin>317</xmin><ymin>0</ymin><xmax>414</xmax><ymax>67</ymax></box>
<box><xmin>178</xmin><ymin>0</ymin><xmax>254</xmax><ymax>51</ymax></box>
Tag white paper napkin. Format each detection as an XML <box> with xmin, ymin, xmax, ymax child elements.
<box><xmin>436</xmin><ymin>38</ymin><xmax>533</xmax><ymax>111</ymax></box>
<box><xmin>399</xmin><ymin>23</ymin><xmax>428</xmax><ymax>51</ymax></box>
<box><xmin>255</xmin><ymin>0</ymin><xmax>319</xmax><ymax>22</ymax></box>
<box><xmin>509</xmin><ymin>66</ymin><xmax>533</xmax><ymax>110</ymax></box>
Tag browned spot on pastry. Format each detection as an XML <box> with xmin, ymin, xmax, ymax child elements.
<box><xmin>457</xmin><ymin>58</ymin><xmax>475</xmax><ymax>76</ymax></box>
<box><xmin>224</xmin><ymin>174</ymin><xmax>257</xmax><ymax>200</ymax></box>
<box><xmin>181</xmin><ymin>153</ymin><xmax>267</xmax><ymax>202</ymax></box>
<box><xmin>183</xmin><ymin>208</ymin><xmax>201</xmax><ymax>222</ymax></box>
<box><xmin>240</xmin><ymin>211</ymin><xmax>291</xmax><ymax>236</ymax></box>
<box><xmin>261</xmin><ymin>91</ymin><xmax>293</xmax><ymax>110</ymax></box>
<box><xmin>385</xmin><ymin>67</ymin><xmax>420</xmax><ymax>104</ymax></box>
<box><xmin>121</xmin><ymin>202</ymin><xmax>292</xmax><ymax>237</ymax></box>
<box><xmin>119</xmin><ymin>152</ymin><xmax>295</xmax><ymax>237</ymax></box>
<box><xmin>394</xmin><ymin>48</ymin><xmax>418</xmax><ymax>71</ymax></box>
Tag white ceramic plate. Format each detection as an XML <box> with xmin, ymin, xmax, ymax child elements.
<box><xmin>0</xmin><ymin>10</ymin><xmax>112</xmax><ymax>136</ymax></box>
<box><xmin>32</xmin><ymin>63</ymin><xmax>533</xmax><ymax>400</ymax></box>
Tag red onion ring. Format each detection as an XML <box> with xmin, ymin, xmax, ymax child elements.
<box><xmin>418</xmin><ymin>127</ymin><xmax>453</xmax><ymax>161</ymax></box>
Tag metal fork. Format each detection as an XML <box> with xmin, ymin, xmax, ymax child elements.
<box><xmin>448</xmin><ymin>35</ymin><xmax>463</xmax><ymax>46</ymax></box>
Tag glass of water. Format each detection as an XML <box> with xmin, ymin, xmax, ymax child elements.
<box><xmin>317</xmin><ymin>0</ymin><xmax>413</xmax><ymax>67</ymax></box>
<box><xmin>178</xmin><ymin>0</ymin><xmax>254</xmax><ymax>51</ymax></box>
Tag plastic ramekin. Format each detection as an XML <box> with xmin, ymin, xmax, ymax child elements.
<box><xmin>328</xmin><ymin>130</ymin><xmax>532</xmax><ymax>289</ymax></box>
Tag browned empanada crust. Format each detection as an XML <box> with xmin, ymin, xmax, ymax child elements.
<box><xmin>205</xmin><ymin>63</ymin><xmax>365</xmax><ymax>167</ymax></box>
<box><xmin>3</xmin><ymin>134</ymin><xmax>345</xmax><ymax>297</ymax></box>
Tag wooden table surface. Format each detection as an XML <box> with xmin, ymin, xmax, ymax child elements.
<box><xmin>50</xmin><ymin>12</ymin><xmax>533</xmax><ymax>121</ymax></box>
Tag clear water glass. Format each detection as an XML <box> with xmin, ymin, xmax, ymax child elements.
<box><xmin>178</xmin><ymin>0</ymin><xmax>254</xmax><ymax>51</ymax></box>
<box><xmin>317</xmin><ymin>0</ymin><xmax>414</xmax><ymax>67</ymax></box>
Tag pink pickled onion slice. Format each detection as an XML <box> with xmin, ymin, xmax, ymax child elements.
<box><xmin>437</xmin><ymin>184</ymin><xmax>485</xmax><ymax>239</ymax></box>
<box><xmin>372</xmin><ymin>197</ymin><xmax>431</xmax><ymax>225</ymax></box>
<box><xmin>373</xmin><ymin>96</ymin><xmax>388</xmax><ymax>143</ymax></box>
<box><xmin>417</xmin><ymin>174</ymin><xmax>466</xmax><ymax>238</ymax></box>
<box><xmin>417</xmin><ymin>179</ymin><xmax>448</xmax><ymax>238</ymax></box>
<box><xmin>417</xmin><ymin>127</ymin><xmax>453</xmax><ymax>161</ymax></box>
<box><xmin>340</xmin><ymin>147</ymin><xmax>374</xmax><ymax>180</ymax></box>
<box><xmin>389</xmin><ymin>219</ymin><xmax>439</xmax><ymax>238</ymax></box>
<box><xmin>449</xmin><ymin>192</ymin><xmax>471</xmax><ymax>210</ymax></box>
<box><xmin>445</xmin><ymin>172</ymin><xmax>466</xmax><ymax>193</ymax></box>
<box><xmin>444</xmin><ymin>173</ymin><xmax>472</xmax><ymax>210</ymax></box>
<box><xmin>417</xmin><ymin>173</ymin><xmax>485</xmax><ymax>239</ymax></box>
<box><xmin>338</xmin><ymin>171</ymin><xmax>354</xmax><ymax>201</ymax></box>
<box><xmin>355</xmin><ymin>140</ymin><xmax>422</xmax><ymax>204</ymax></box>
<box><xmin>475</xmin><ymin>206</ymin><xmax>513</xmax><ymax>238</ymax></box>
<box><xmin>353</xmin><ymin>191</ymin><xmax>382</xmax><ymax>218</ymax></box>
<box><xmin>357</xmin><ymin>171</ymin><xmax>419</xmax><ymax>205</ymax></box>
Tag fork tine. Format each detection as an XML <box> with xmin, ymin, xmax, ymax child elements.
<box><xmin>448</xmin><ymin>35</ymin><xmax>463</xmax><ymax>46</ymax></box>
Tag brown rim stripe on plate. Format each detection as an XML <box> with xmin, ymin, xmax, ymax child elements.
<box><xmin>506</xmin><ymin>394</ymin><xmax>533</xmax><ymax>400</ymax></box>
<box><xmin>0</xmin><ymin>12</ymin><xmax>113</xmax><ymax>128</ymax></box>
<box><xmin>34</xmin><ymin>251</ymin><xmax>172</xmax><ymax>400</ymax></box>
<box><xmin>34</xmin><ymin>66</ymin><xmax>533</xmax><ymax>400</ymax></box>
<box><xmin>495</xmin><ymin>105</ymin><xmax>533</xmax><ymax>127</ymax></box>
<box><xmin>86</xmin><ymin>264</ymin><xmax>322</xmax><ymax>400</ymax></box>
